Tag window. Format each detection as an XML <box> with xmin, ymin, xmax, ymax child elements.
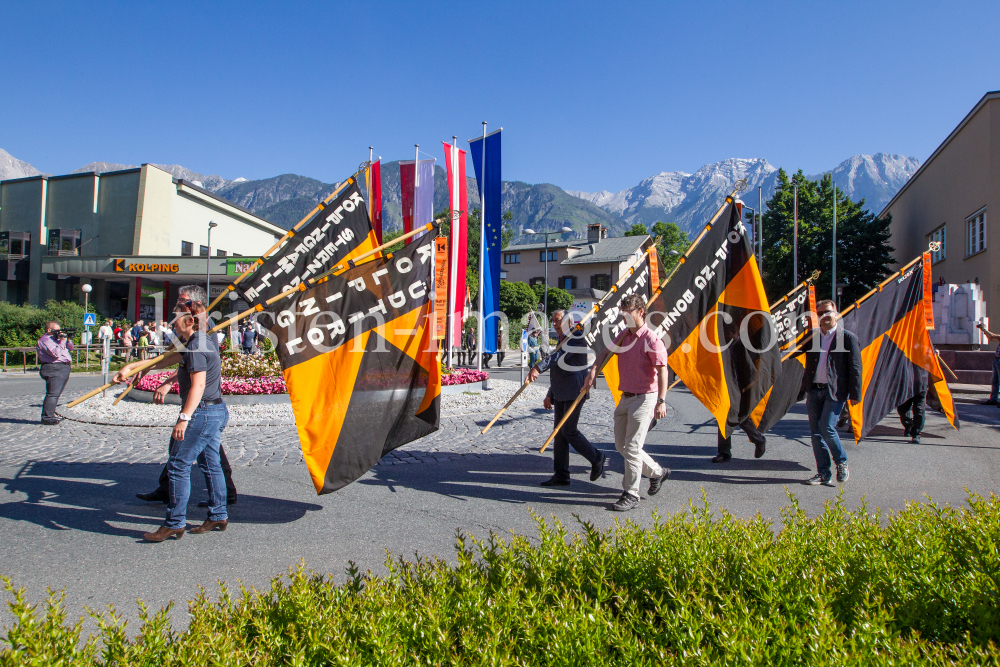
<box><xmin>217</xmin><ymin>249</ymin><xmax>227</xmax><ymax>257</ymax></box>
<box><xmin>559</xmin><ymin>276</ymin><xmax>577</xmax><ymax>290</ymax></box>
<box><xmin>539</xmin><ymin>250</ymin><xmax>558</xmax><ymax>262</ymax></box>
<box><xmin>9</xmin><ymin>239</ymin><xmax>22</xmax><ymax>256</ymax></box>
<box><xmin>967</xmin><ymin>208</ymin><xmax>986</xmax><ymax>257</ymax></box>
<box><xmin>199</xmin><ymin>245</ymin><xmax>210</xmax><ymax>257</ymax></box>
<box><xmin>928</xmin><ymin>226</ymin><xmax>945</xmax><ymax>264</ymax></box>
<box><xmin>181</xmin><ymin>241</ymin><xmax>193</xmax><ymax>256</ymax></box>
<box><xmin>591</xmin><ymin>274</ymin><xmax>611</xmax><ymax>290</ymax></box>
<box><xmin>529</xmin><ymin>277</ymin><xmax>545</xmax><ymax>287</ymax></box>
<box><xmin>504</xmin><ymin>253</ymin><xmax>521</xmax><ymax>264</ymax></box>
<box><xmin>47</xmin><ymin>229</ymin><xmax>81</xmax><ymax>256</ymax></box>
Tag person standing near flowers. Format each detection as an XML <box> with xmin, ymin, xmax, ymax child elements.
<box><xmin>127</xmin><ymin>285</ymin><xmax>237</xmax><ymax>520</ymax></box>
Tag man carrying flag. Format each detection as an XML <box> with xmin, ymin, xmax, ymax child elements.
<box><xmin>798</xmin><ymin>299</ymin><xmax>862</xmax><ymax>486</ymax></box>
<box><xmin>585</xmin><ymin>293</ymin><xmax>670</xmax><ymax>512</ymax></box>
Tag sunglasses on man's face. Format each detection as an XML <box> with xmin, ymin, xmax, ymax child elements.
<box><xmin>817</xmin><ymin>310</ymin><xmax>836</xmax><ymax>317</ymax></box>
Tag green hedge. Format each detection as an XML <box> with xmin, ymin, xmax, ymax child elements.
<box><xmin>2</xmin><ymin>494</ymin><xmax>999</xmax><ymax>665</ymax></box>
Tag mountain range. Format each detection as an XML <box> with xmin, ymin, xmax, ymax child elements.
<box><xmin>0</xmin><ymin>148</ymin><xmax>920</xmax><ymax>239</ymax></box>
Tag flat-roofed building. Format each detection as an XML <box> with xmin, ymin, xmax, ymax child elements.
<box><xmin>882</xmin><ymin>90</ymin><xmax>1000</xmax><ymax>327</ymax></box>
<box><xmin>0</xmin><ymin>164</ymin><xmax>285</xmax><ymax>320</ymax></box>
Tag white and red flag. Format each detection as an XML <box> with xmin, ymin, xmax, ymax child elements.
<box><xmin>443</xmin><ymin>142</ymin><xmax>468</xmax><ymax>350</ymax></box>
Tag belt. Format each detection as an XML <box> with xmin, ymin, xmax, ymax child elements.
<box><xmin>621</xmin><ymin>391</ymin><xmax>653</xmax><ymax>398</ymax></box>
<box><xmin>41</xmin><ymin>361</ymin><xmax>70</xmax><ymax>365</ymax></box>
<box><xmin>812</xmin><ymin>383</ymin><xmax>828</xmax><ymax>390</ymax></box>
<box><xmin>200</xmin><ymin>397</ymin><xmax>224</xmax><ymax>406</ymax></box>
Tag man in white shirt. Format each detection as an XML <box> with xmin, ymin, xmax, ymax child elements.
<box><xmin>97</xmin><ymin>320</ymin><xmax>114</xmax><ymax>342</ymax></box>
<box><xmin>799</xmin><ymin>300</ymin><xmax>863</xmax><ymax>486</ymax></box>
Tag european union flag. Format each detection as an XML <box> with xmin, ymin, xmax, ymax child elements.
<box><xmin>469</xmin><ymin>129</ymin><xmax>502</xmax><ymax>354</ymax></box>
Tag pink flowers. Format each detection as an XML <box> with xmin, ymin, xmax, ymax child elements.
<box><xmin>136</xmin><ymin>372</ymin><xmax>288</xmax><ymax>395</ymax></box>
<box><xmin>440</xmin><ymin>368</ymin><xmax>489</xmax><ymax>386</ymax></box>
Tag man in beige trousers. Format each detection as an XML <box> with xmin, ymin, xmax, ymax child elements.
<box><xmin>585</xmin><ymin>294</ymin><xmax>670</xmax><ymax>511</ymax></box>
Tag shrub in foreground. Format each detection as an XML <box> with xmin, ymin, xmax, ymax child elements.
<box><xmin>2</xmin><ymin>494</ymin><xmax>999</xmax><ymax>665</ymax></box>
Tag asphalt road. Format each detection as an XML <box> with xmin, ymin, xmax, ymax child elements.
<box><xmin>0</xmin><ymin>370</ymin><xmax>997</xmax><ymax>631</ymax></box>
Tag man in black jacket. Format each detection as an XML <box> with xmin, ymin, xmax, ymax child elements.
<box><xmin>526</xmin><ymin>310</ymin><xmax>606</xmax><ymax>486</ymax></box>
<box><xmin>799</xmin><ymin>299</ymin><xmax>862</xmax><ymax>486</ymax></box>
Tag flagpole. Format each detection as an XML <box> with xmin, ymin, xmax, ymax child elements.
<box><xmin>68</xmin><ymin>222</ymin><xmax>439</xmax><ymax>409</ymax></box>
<box><xmin>793</xmin><ymin>184</ymin><xmax>798</xmax><ymax>288</ymax></box>
<box><xmin>477</xmin><ymin>121</ymin><xmax>487</xmax><ymax>374</ymax></box>
<box><xmin>758</xmin><ymin>185</ymin><xmax>763</xmax><ymax>273</ymax></box>
<box><xmin>833</xmin><ymin>180</ymin><xmax>838</xmax><ymax>307</ymax></box>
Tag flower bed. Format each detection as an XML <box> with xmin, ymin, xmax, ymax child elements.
<box><xmin>440</xmin><ymin>367</ymin><xmax>489</xmax><ymax>386</ymax></box>
<box><xmin>136</xmin><ymin>371</ymin><xmax>287</xmax><ymax>395</ymax></box>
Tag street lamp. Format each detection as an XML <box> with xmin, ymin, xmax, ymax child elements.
<box><xmin>81</xmin><ymin>283</ymin><xmax>93</xmax><ymax>345</ymax></box>
<box><xmin>522</xmin><ymin>226</ymin><xmax>573</xmax><ymax>320</ymax></box>
<box><xmin>207</xmin><ymin>221</ymin><xmax>218</xmax><ymax>304</ymax></box>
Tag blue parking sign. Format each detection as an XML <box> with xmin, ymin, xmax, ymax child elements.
<box><xmin>83</xmin><ymin>313</ymin><xmax>97</xmax><ymax>326</ymax></box>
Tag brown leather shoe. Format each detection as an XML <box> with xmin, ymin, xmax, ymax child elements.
<box><xmin>143</xmin><ymin>526</ymin><xmax>185</xmax><ymax>542</ymax></box>
<box><xmin>188</xmin><ymin>519</ymin><xmax>229</xmax><ymax>534</ymax></box>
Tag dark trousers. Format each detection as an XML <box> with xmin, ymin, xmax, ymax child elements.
<box><xmin>897</xmin><ymin>390</ymin><xmax>926</xmax><ymax>437</ymax></box>
<box><xmin>717</xmin><ymin>419</ymin><xmax>765</xmax><ymax>457</ymax></box>
<box><xmin>552</xmin><ymin>397</ymin><xmax>600</xmax><ymax>480</ymax></box>
<box><xmin>496</xmin><ymin>349</ymin><xmax>506</xmax><ymax>365</ymax></box>
<box><xmin>39</xmin><ymin>362</ymin><xmax>71</xmax><ymax>422</ymax></box>
<box><xmin>991</xmin><ymin>358</ymin><xmax>1000</xmax><ymax>402</ymax></box>
<box><xmin>156</xmin><ymin>440</ymin><xmax>237</xmax><ymax>498</ymax></box>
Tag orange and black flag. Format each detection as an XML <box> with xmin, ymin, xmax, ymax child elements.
<box><xmin>647</xmin><ymin>199</ymin><xmax>780</xmax><ymax>437</ymax></box>
<box><xmin>271</xmin><ymin>233</ymin><xmax>441</xmax><ymax>494</ymax></box>
<box><xmin>237</xmin><ymin>179</ymin><xmax>379</xmax><ymax>306</ymax></box>
<box><xmin>582</xmin><ymin>247</ymin><xmax>657</xmax><ymax>405</ymax></box>
<box><xmin>840</xmin><ymin>253</ymin><xmax>958</xmax><ymax>442</ymax></box>
<box><xmin>750</xmin><ymin>280</ymin><xmax>817</xmax><ymax>433</ymax></box>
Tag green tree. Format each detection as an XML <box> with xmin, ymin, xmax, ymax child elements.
<box><xmin>650</xmin><ymin>221</ymin><xmax>689</xmax><ymax>274</ymax></box>
<box><xmin>498</xmin><ymin>281</ymin><xmax>536</xmax><ymax>323</ymax></box>
<box><xmin>624</xmin><ymin>223</ymin><xmax>648</xmax><ymax>237</ymax></box>
<box><xmin>530</xmin><ymin>283</ymin><xmax>573</xmax><ymax>314</ymax></box>
<box><xmin>761</xmin><ymin>169</ymin><xmax>894</xmax><ymax>303</ymax></box>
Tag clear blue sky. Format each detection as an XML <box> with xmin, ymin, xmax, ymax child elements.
<box><xmin>2</xmin><ymin>1</ymin><xmax>997</xmax><ymax>192</ymax></box>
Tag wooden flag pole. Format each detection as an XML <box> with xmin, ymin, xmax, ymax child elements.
<box><xmin>540</xmin><ymin>182</ymin><xmax>750</xmax><ymax>453</ymax></box>
<box><xmin>479</xmin><ymin>255</ymin><xmax>652</xmax><ymax>435</ymax></box>
<box><xmin>204</xmin><ymin>166</ymin><xmax>368</xmax><ymax>313</ymax></box>
<box><xmin>936</xmin><ymin>350</ymin><xmax>960</xmax><ymax>382</ymax></box>
<box><xmin>69</xmin><ymin>222</ymin><xmax>437</xmax><ymax>409</ymax></box>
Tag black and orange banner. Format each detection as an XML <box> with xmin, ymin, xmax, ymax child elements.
<box><xmin>749</xmin><ymin>279</ymin><xmax>817</xmax><ymax>433</ymax></box>
<box><xmin>271</xmin><ymin>233</ymin><xmax>441</xmax><ymax>493</ymax></box>
<box><xmin>581</xmin><ymin>253</ymin><xmax>655</xmax><ymax>405</ymax></box>
<box><xmin>239</xmin><ymin>180</ymin><xmax>378</xmax><ymax>306</ymax></box>
<box><xmin>841</xmin><ymin>253</ymin><xmax>958</xmax><ymax>442</ymax></box>
<box><xmin>433</xmin><ymin>236</ymin><xmax>448</xmax><ymax>340</ymax></box>
<box><xmin>647</xmin><ymin>199</ymin><xmax>780</xmax><ymax>437</ymax></box>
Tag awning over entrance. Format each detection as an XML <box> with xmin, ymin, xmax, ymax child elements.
<box><xmin>40</xmin><ymin>255</ymin><xmax>260</xmax><ymax>282</ymax></box>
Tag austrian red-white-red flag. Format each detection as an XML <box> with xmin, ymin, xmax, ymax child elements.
<box><xmin>443</xmin><ymin>141</ymin><xmax>468</xmax><ymax>348</ymax></box>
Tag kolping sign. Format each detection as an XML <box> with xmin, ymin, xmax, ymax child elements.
<box><xmin>114</xmin><ymin>259</ymin><xmax>179</xmax><ymax>273</ymax></box>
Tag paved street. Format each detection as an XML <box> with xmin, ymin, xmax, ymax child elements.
<box><xmin>1</xmin><ymin>371</ymin><xmax>998</xmax><ymax>630</ymax></box>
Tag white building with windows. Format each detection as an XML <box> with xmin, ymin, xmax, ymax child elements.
<box><xmin>882</xmin><ymin>90</ymin><xmax>998</xmax><ymax>327</ymax></box>
<box><xmin>0</xmin><ymin>164</ymin><xmax>284</xmax><ymax>320</ymax></box>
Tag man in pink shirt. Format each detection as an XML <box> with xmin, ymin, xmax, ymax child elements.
<box><xmin>585</xmin><ymin>294</ymin><xmax>670</xmax><ymax>511</ymax></box>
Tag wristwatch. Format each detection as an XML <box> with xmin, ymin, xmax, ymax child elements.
<box><xmin>656</xmin><ymin>398</ymin><xmax>666</xmax><ymax>405</ymax></box>
<box><xmin>178</xmin><ymin>413</ymin><xmax>191</xmax><ymax>422</ymax></box>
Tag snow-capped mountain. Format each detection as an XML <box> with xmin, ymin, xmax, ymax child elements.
<box><xmin>809</xmin><ymin>153</ymin><xmax>920</xmax><ymax>213</ymax></box>
<box><xmin>0</xmin><ymin>148</ymin><xmax>47</xmax><ymax>180</ymax></box>
<box><xmin>570</xmin><ymin>154</ymin><xmax>920</xmax><ymax>233</ymax></box>
<box><xmin>569</xmin><ymin>158</ymin><xmax>777</xmax><ymax>232</ymax></box>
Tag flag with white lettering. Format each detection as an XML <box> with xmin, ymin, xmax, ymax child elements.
<box><xmin>271</xmin><ymin>233</ymin><xmax>440</xmax><ymax>494</ymax></box>
<box><xmin>583</xmin><ymin>248</ymin><xmax>656</xmax><ymax>405</ymax></box>
<box><xmin>647</xmin><ymin>199</ymin><xmax>780</xmax><ymax>438</ymax></box>
<box><xmin>749</xmin><ymin>281</ymin><xmax>816</xmax><ymax>433</ymax></box>
<box><xmin>236</xmin><ymin>180</ymin><xmax>377</xmax><ymax>306</ymax></box>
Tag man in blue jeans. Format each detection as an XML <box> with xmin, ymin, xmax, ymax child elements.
<box><xmin>115</xmin><ymin>285</ymin><xmax>229</xmax><ymax>541</ymax></box>
<box><xmin>799</xmin><ymin>299</ymin><xmax>862</xmax><ymax>486</ymax></box>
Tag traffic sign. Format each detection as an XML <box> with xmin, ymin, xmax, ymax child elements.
<box><xmin>83</xmin><ymin>312</ymin><xmax>96</xmax><ymax>326</ymax></box>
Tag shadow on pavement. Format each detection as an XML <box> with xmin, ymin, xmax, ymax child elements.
<box><xmin>0</xmin><ymin>461</ymin><xmax>322</xmax><ymax>538</ymax></box>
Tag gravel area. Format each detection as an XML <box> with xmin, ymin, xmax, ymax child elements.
<box><xmin>60</xmin><ymin>379</ymin><xmax>551</xmax><ymax>427</ymax></box>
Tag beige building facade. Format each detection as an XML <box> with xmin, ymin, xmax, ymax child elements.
<box><xmin>882</xmin><ymin>90</ymin><xmax>1000</xmax><ymax>326</ymax></box>
<box><xmin>0</xmin><ymin>164</ymin><xmax>285</xmax><ymax>319</ymax></box>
